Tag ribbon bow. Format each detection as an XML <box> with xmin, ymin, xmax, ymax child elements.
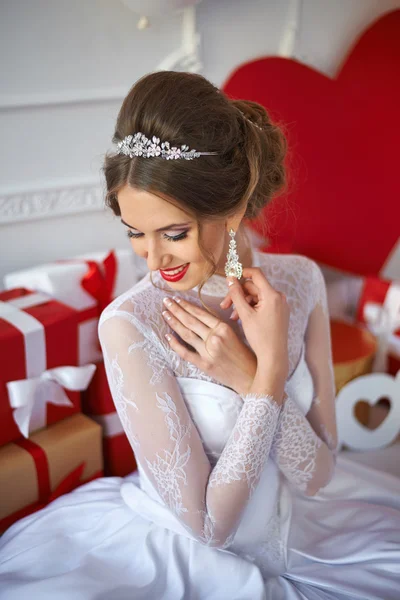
<box><xmin>80</xmin><ymin>251</ymin><xmax>117</xmax><ymax>314</ymax></box>
<box><xmin>364</xmin><ymin>282</ymin><xmax>400</xmax><ymax>372</ymax></box>
<box><xmin>7</xmin><ymin>364</ymin><xmax>96</xmax><ymax>438</ymax></box>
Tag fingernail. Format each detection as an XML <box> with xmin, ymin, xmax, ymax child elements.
<box><xmin>229</xmin><ymin>311</ymin><xmax>235</xmax><ymax>319</ymax></box>
<box><xmin>165</xmin><ymin>334</ymin><xmax>172</xmax><ymax>341</ymax></box>
<box><xmin>226</xmin><ymin>277</ymin><xmax>235</xmax><ymax>287</ymax></box>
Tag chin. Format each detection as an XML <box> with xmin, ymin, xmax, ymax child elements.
<box><xmin>166</xmin><ymin>278</ymin><xmax>197</xmax><ymax>291</ymax></box>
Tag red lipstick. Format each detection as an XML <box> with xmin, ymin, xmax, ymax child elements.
<box><xmin>160</xmin><ymin>263</ymin><xmax>189</xmax><ymax>282</ymax></box>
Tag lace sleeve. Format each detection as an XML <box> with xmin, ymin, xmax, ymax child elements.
<box><xmin>99</xmin><ymin>308</ymin><xmax>282</xmax><ymax>549</ymax></box>
<box><xmin>270</xmin><ymin>261</ymin><xmax>338</xmax><ymax>497</ymax></box>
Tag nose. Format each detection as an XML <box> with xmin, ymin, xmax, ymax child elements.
<box><xmin>140</xmin><ymin>239</ymin><xmax>170</xmax><ymax>272</ymax></box>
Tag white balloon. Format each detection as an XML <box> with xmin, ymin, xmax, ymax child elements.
<box><xmin>120</xmin><ymin>0</ymin><xmax>203</xmax><ymax>17</ymax></box>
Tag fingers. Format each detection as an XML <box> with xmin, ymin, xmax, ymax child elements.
<box><xmin>164</xmin><ymin>332</ymin><xmax>202</xmax><ymax>369</ymax></box>
<box><xmin>220</xmin><ymin>282</ymin><xmax>256</xmax><ymax>306</ymax></box>
<box><xmin>161</xmin><ymin>298</ymin><xmax>204</xmax><ymax>345</ymax></box>
<box><xmin>224</xmin><ymin>268</ymin><xmax>284</xmax><ymax>320</ymax></box>
<box><xmin>170</xmin><ymin>296</ymin><xmax>219</xmax><ymax>330</ymax></box>
<box><xmin>240</xmin><ymin>267</ymin><xmax>278</xmax><ymax>296</ymax></box>
<box><xmin>219</xmin><ymin>296</ymin><xmax>232</xmax><ymax>309</ymax></box>
<box><xmin>225</xmin><ymin>268</ymin><xmax>277</xmax><ymax>305</ymax></box>
<box><xmin>225</xmin><ymin>277</ymin><xmax>253</xmax><ymax>318</ymax></box>
<box><xmin>220</xmin><ymin>278</ymin><xmax>260</xmax><ymax>309</ymax></box>
<box><xmin>241</xmin><ymin>279</ymin><xmax>259</xmax><ymax>298</ymax></box>
<box><xmin>162</xmin><ymin>296</ymin><xmax>225</xmax><ymax>352</ymax></box>
<box><xmin>229</xmin><ymin>295</ymin><xmax>254</xmax><ymax>320</ymax></box>
<box><xmin>162</xmin><ymin>308</ymin><xmax>203</xmax><ymax>352</ymax></box>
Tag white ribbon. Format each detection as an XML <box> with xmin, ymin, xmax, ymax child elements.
<box><xmin>89</xmin><ymin>411</ymin><xmax>124</xmax><ymax>438</ymax></box>
<box><xmin>0</xmin><ymin>293</ymin><xmax>50</xmax><ymax>377</ymax></box>
<box><xmin>363</xmin><ymin>282</ymin><xmax>400</xmax><ymax>372</ymax></box>
<box><xmin>7</xmin><ymin>364</ymin><xmax>97</xmax><ymax>438</ymax></box>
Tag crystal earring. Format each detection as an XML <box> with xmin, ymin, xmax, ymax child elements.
<box><xmin>224</xmin><ymin>228</ymin><xmax>243</xmax><ymax>279</ymax></box>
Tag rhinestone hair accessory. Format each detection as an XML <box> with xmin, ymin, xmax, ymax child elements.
<box><xmin>116</xmin><ymin>132</ymin><xmax>218</xmax><ymax>160</ymax></box>
<box><xmin>225</xmin><ymin>228</ymin><xmax>243</xmax><ymax>279</ymax></box>
<box><xmin>240</xmin><ymin>111</ymin><xmax>263</xmax><ymax>131</ymax></box>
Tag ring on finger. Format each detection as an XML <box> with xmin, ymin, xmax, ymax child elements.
<box><xmin>204</xmin><ymin>320</ymin><xmax>222</xmax><ymax>349</ymax></box>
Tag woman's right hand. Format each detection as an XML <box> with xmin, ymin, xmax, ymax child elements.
<box><xmin>224</xmin><ymin>268</ymin><xmax>290</xmax><ymax>380</ymax></box>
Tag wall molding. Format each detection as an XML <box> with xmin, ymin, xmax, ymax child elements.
<box><xmin>0</xmin><ymin>87</ymin><xmax>128</xmax><ymax>111</ymax></box>
<box><xmin>0</xmin><ymin>181</ymin><xmax>104</xmax><ymax>224</ymax></box>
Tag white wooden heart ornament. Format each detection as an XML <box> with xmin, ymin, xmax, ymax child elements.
<box><xmin>336</xmin><ymin>370</ymin><xmax>400</xmax><ymax>451</ymax></box>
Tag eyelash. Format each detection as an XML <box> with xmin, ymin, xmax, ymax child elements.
<box><xmin>126</xmin><ymin>230</ymin><xmax>188</xmax><ymax>242</ymax></box>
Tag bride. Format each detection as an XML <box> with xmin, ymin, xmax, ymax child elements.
<box><xmin>1</xmin><ymin>71</ymin><xmax>399</xmax><ymax>600</ymax></box>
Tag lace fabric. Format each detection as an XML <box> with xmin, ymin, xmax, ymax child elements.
<box><xmin>98</xmin><ymin>250</ymin><xmax>338</xmax><ymax>549</ymax></box>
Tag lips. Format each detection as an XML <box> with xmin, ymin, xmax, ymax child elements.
<box><xmin>160</xmin><ymin>263</ymin><xmax>189</xmax><ymax>282</ymax></box>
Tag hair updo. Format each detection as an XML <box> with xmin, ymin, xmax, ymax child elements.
<box><xmin>102</xmin><ymin>70</ymin><xmax>287</xmax><ymax>305</ymax></box>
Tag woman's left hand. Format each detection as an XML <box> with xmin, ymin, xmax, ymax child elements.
<box><xmin>162</xmin><ymin>295</ymin><xmax>257</xmax><ymax>395</ymax></box>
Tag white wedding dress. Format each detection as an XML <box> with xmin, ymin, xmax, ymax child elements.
<box><xmin>1</xmin><ymin>250</ymin><xmax>399</xmax><ymax>600</ymax></box>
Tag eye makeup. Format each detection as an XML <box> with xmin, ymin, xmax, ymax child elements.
<box><xmin>126</xmin><ymin>230</ymin><xmax>189</xmax><ymax>242</ymax></box>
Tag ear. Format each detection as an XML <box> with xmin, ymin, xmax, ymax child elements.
<box><xmin>226</xmin><ymin>204</ymin><xmax>247</xmax><ymax>234</ymax></box>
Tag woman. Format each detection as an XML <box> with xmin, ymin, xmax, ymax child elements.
<box><xmin>1</xmin><ymin>71</ymin><xmax>399</xmax><ymax>600</ymax></box>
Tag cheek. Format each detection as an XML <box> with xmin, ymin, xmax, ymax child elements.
<box><xmin>203</xmin><ymin>235</ymin><xmax>225</xmax><ymax>263</ymax></box>
<box><xmin>127</xmin><ymin>238</ymin><xmax>142</xmax><ymax>254</ymax></box>
<box><xmin>194</xmin><ymin>229</ymin><xmax>226</xmax><ymax>265</ymax></box>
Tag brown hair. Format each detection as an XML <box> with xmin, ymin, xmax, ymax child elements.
<box><xmin>103</xmin><ymin>70</ymin><xmax>287</xmax><ymax>315</ymax></box>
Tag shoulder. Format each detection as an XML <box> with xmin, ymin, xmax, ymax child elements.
<box><xmin>255</xmin><ymin>250</ymin><xmax>320</xmax><ymax>284</ymax></box>
<box><xmin>98</xmin><ymin>272</ymin><xmax>158</xmax><ymax>335</ymax></box>
<box><xmin>255</xmin><ymin>251</ymin><xmax>326</xmax><ymax>315</ymax></box>
<box><xmin>97</xmin><ymin>273</ymin><xmax>170</xmax><ymax>370</ymax></box>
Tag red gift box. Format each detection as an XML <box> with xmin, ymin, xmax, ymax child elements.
<box><xmin>4</xmin><ymin>250</ymin><xmax>147</xmax><ymax>365</ymax></box>
<box><xmin>356</xmin><ymin>277</ymin><xmax>400</xmax><ymax>375</ymax></box>
<box><xmin>0</xmin><ymin>288</ymin><xmax>94</xmax><ymax>447</ymax></box>
<box><xmin>82</xmin><ymin>361</ymin><xmax>137</xmax><ymax>477</ymax></box>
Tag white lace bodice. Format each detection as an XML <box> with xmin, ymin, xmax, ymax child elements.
<box><xmin>98</xmin><ymin>250</ymin><xmax>338</xmax><ymax>554</ymax></box>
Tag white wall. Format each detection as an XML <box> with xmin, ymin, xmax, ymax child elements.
<box><xmin>1</xmin><ymin>0</ymin><xmax>399</xmax><ymax>286</ymax></box>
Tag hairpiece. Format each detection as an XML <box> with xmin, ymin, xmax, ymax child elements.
<box><xmin>116</xmin><ymin>132</ymin><xmax>218</xmax><ymax>160</ymax></box>
<box><xmin>239</xmin><ymin>110</ymin><xmax>263</xmax><ymax>131</ymax></box>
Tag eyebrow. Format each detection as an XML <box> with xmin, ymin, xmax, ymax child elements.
<box><xmin>121</xmin><ymin>219</ymin><xmax>192</xmax><ymax>232</ymax></box>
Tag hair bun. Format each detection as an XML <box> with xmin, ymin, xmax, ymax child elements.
<box><xmin>231</xmin><ymin>99</ymin><xmax>271</xmax><ymax>132</ymax></box>
<box><xmin>229</xmin><ymin>98</ymin><xmax>287</xmax><ymax>219</ymax></box>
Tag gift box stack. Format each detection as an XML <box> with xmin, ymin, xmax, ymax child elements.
<box><xmin>325</xmin><ymin>272</ymin><xmax>400</xmax><ymax>382</ymax></box>
<box><xmin>326</xmin><ymin>273</ymin><xmax>400</xmax><ymax>448</ymax></box>
<box><xmin>1</xmin><ymin>249</ymin><xmax>148</xmax><ymax>532</ymax></box>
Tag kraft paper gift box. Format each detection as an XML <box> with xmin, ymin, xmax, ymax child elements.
<box><xmin>330</xmin><ymin>319</ymin><xmax>380</xmax><ymax>428</ymax></box>
<box><xmin>82</xmin><ymin>361</ymin><xmax>137</xmax><ymax>477</ymax></box>
<box><xmin>0</xmin><ymin>413</ymin><xmax>104</xmax><ymax>533</ymax></box>
<box><xmin>0</xmin><ymin>288</ymin><xmax>96</xmax><ymax>447</ymax></box>
<box><xmin>330</xmin><ymin>319</ymin><xmax>378</xmax><ymax>394</ymax></box>
<box><xmin>4</xmin><ymin>249</ymin><xmax>148</xmax><ymax>365</ymax></box>
<box><xmin>356</xmin><ymin>277</ymin><xmax>400</xmax><ymax>375</ymax></box>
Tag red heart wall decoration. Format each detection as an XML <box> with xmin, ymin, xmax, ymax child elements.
<box><xmin>222</xmin><ymin>10</ymin><xmax>400</xmax><ymax>277</ymax></box>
